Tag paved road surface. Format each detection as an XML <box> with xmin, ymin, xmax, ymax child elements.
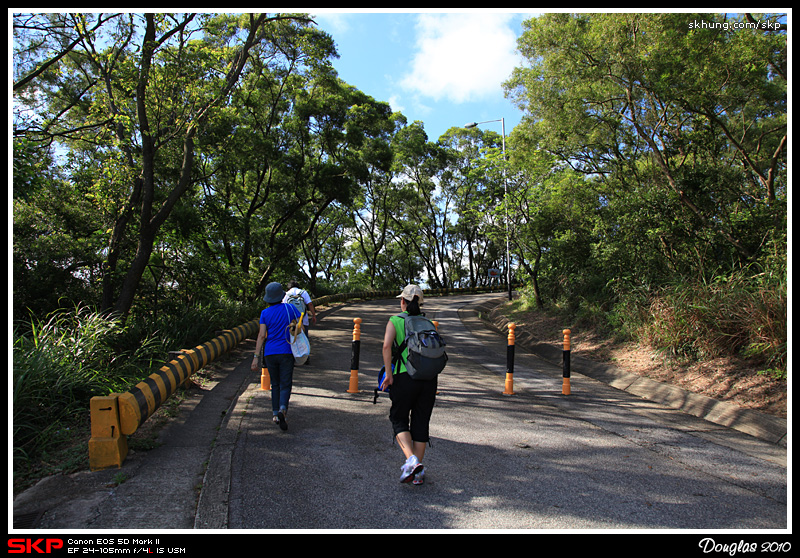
<box><xmin>207</xmin><ymin>294</ymin><xmax>787</xmax><ymax>530</ymax></box>
<box><xmin>12</xmin><ymin>293</ymin><xmax>787</xmax><ymax>535</ymax></box>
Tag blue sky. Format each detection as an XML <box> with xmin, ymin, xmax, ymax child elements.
<box><xmin>311</xmin><ymin>10</ymin><xmax>538</xmax><ymax>142</ymax></box>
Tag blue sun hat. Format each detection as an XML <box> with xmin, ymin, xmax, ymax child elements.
<box><xmin>263</xmin><ymin>282</ymin><xmax>285</xmax><ymax>304</ymax></box>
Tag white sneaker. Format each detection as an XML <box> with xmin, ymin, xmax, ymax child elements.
<box><xmin>400</xmin><ymin>455</ymin><xmax>423</xmax><ymax>483</ymax></box>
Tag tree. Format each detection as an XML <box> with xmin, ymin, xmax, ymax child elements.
<box><xmin>182</xmin><ymin>17</ymin><xmax>342</xmax><ymax>300</ymax></box>
<box><xmin>13</xmin><ymin>13</ymin><xmax>314</xmax><ymax>317</ymax></box>
<box><xmin>389</xmin><ymin>121</ymin><xmax>460</xmax><ymax>288</ymax></box>
<box><xmin>12</xmin><ymin>139</ymin><xmax>106</xmax><ymax>315</ymax></box>
<box><xmin>244</xmin><ymin>76</ymin><xmax>394</xmax><ymax>298</ymax></box>
<box><xmin>439</xmin><ymin>126</ymin><xmax>508</xmax><ymax>289</ymax></box>
<box><xmin>504</xmin><ymin>13</ymin><xmax>787</xmax><ymax>276</ymax></box>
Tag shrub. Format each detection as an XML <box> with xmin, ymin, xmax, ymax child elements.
<box><xmin>637</xmin><ymin>272</ymin><xmax>786</xmax><ymax>372</ymax></box>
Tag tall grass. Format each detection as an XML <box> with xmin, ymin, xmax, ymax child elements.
<box><xmin>523</xmin><ymin>266</ymin><xmax>787</xmax><ymax>379</ymax></box>
<box><xmin>637</xmin><ymin>272</ymin><xmax>787</xmax><ymax>375</ymax></box>
<box><xmin>13</xmin><ymin>299</ymin><xmax>262</xmax><ymax>478</ymax></box>
<box><xmin>13</xmin><ymin>306</ymin><xmax>162</xmax><ymax>467</ymax></box>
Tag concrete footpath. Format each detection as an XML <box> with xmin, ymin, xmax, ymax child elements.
<box><xmin>11</xmin><ymin>293</ymin><xmax>788</xmax><ymax>533</ymax></box>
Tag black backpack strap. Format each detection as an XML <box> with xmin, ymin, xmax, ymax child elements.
<box><xmin>391</xmin><ymin>313</ymin><xmax>407</xmax><ymax>367</ymax></box>
<box><xmin>392</xmin><ymin>339</ymin><xmax>407</xmax><ymax>367</ymax></box>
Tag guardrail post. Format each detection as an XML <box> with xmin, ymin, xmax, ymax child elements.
<box><xmin>347</xmin><ymin>318</ymin><xmax>362</xmax><ymax>393</ymax></box>
<box><xmin>88</xmin><ymin>395</ymin><xmax>128</xmax><ymax>470</ymax></box>
<box><xmin>562</xmin><ymin>329</ymin><xmax>571</xmax><ymax>395</ymax></box>
<box><xmin>504</xmin><ymin>323</ymin><xmax>516</xmax><ymax>395</ymax></box>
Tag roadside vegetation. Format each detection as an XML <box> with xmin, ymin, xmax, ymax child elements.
<box><xmin>12</xmin><ymin>300</ymin><xmax>258</xmax><ymax>493</ymax></box>
<box><xmin>507</xmin><ymin>260</ymin><xmax>787</xmax><ymax>381</ymax></box>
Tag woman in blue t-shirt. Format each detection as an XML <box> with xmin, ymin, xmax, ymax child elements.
<box><xmin>251</xmin><ymin>282</ymin><xmax>301</xmax><ymax>430</ymax></box>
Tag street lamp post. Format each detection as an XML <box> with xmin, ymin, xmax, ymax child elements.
<box><xmin>465</xmin><ymin>118</ymin><xmax>512</xmax><ymax>301</ymax></box>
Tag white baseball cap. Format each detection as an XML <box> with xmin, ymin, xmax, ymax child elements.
<box><xmin>396</xmin><ymin>284</ymin><xmax>424</xmax><ymax>304</ymax></box>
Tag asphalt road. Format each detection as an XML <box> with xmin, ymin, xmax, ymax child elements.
<box><xmin>12</xmin><ymin>293</ymin><xmax>788</xmax><ymax>535</ymax></box>
<box><xmin>206</xmin><ymin>294</ymin><xmax>787</xmax><ymax>531</ymax></box>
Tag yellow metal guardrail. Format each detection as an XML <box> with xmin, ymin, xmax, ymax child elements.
<box><xmin>89</xmin><ymin>319</ymin><xmax>258</xmax><ymax>470</ymax></box>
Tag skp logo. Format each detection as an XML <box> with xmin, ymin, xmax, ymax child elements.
<box><xmin>8</xmin><ymin>539</ymin><xmax>64</xmax><ymax>554</ymax></box>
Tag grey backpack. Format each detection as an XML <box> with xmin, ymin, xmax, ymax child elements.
<box><xmin>286</xmin><ymin>290</ymin><xmax>307</xmax><ymax>316</ymax></box>
<box><xmin>393</xmin><ymin>314</ymin><xmax>448</xmax><ymax>380</ymax></box>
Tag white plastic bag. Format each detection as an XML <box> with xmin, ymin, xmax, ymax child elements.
<box><xmin>286</xmin><ymin>307</ymin><xmax>310</xmax><ymax>364</ymax></box>
<box><xmin>291</xmin><ymin>330</ymin><xmax>310</xmax><ymax>364</ymax></box>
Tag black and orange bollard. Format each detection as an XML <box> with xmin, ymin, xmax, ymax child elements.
<box><xmin>504</xmin><ymin>323</ymin><xmax>516</xmax><ymax>395</ymax></box>
<box><xmin>347</xmin><ymin>318</ymin><xmax>362</xmax><ymax>393</ymax></box>
<box><xmin>562</xmin><ymin>329</ymin><xmax>571</xmax><ymax>395</ymax></box>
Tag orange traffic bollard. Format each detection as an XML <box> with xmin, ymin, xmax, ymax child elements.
<box><xmin>347</xmin><ymin>318</ymin><xmax>362</xmax><ymax>393</ymax></box>
<box><xmin>504</xmin><ymin>323</ymin><xmax>516</xmax><ymax>395</ymax></box>
<box><xmin>562</xmin><ymin>329</ymin><xmax>571</xmax><ymax>395</ymax></box>
<box><xmin>260</xmin><ymin>363</ymin><xmax>270</xmax><ymax>391</ymax></box>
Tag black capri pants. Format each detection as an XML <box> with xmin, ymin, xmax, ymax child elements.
<box><xmin>388</xmin><ymin>371</ymin><xmax>438</xmax><ymax>442</ymax></box>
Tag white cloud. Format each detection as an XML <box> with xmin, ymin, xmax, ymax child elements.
<box><xmin>311</xmin><ymin>12</ymin><xmax>352</xmax><ymax>34</ymax></box>
<box><xmin>400</xmin><ymin>13</ymin><xmax>520</xmax><ymax>104</ymax></box>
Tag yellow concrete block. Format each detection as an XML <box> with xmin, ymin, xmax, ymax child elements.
<box><xmin>88</xmin><ymin>395</ymin><xmax>128</xmax><ymax>470</ymax></box>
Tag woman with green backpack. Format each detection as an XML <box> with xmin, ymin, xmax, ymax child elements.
<box><xmin>381</xmin><ymin>284</ymin><xmax>445</xmax><ymax>485</ymax></box>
